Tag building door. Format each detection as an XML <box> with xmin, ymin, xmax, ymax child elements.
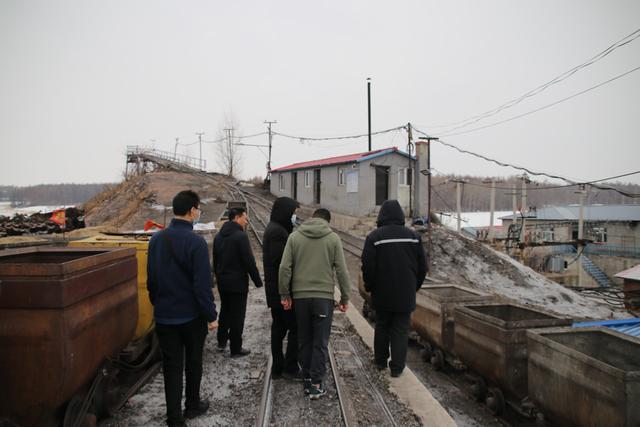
<box><xmin>375</xmin><ymin>166</ymin><xmax>389</xmax><ymax>206</ymax></box>
<box><xmin>292</xmin><ymin>172</ymin><xmax>298</xmax><ymax>201</ymax></box>
<box><xmin>314</xmin><ymin>169</ymin><xmax>321</xmax><ymax>204</ymax></box>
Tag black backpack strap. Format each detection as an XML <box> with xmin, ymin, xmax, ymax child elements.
<box><xmin>162</xmin><ymin>230</ymin><xmax>193</xmax><ymax>282</ymax></box>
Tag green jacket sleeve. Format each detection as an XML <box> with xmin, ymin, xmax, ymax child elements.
<box><xmin>333</xmin><ymin>235</ymin><xmax>351</xmax><ymax>304</ymax></box>
<box><xmin>278</xmin><ymin>234</ymin><xmax>294</xmax><ymax>299</ymax></box>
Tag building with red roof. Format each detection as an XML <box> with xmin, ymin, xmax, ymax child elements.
<box><xmin>270</xmin><ymin>146</ymin><xmax>416</xmax><ymax>216</ymax></box>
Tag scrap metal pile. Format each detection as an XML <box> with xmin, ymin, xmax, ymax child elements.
<box><xmin>0</xmin><ymin>208</ymin><xmax>85</xmax><ymax>237</ymax></box>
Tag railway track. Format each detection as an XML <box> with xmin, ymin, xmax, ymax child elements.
<box><xmin>217</xmin><ymin>184</ymin><xmax>400</xmax><ymax>426</ymax></box>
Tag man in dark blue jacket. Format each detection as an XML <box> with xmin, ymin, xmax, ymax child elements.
<box><xmin>361</xmin><ymin>200</ymin><xmax>427</xmax><ymax>377</ymax></box>
<box><xmin>148</xmin><ymin>190</ymin><xmax>218</xmax><ymax>427</ymax></box>
<box><xmin>213</xmin><ymin>207</ymin><xmax>263</xmax><ymax>357</ymax></box>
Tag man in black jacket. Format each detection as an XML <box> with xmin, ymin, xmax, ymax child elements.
<box><xmin>262</xmin><ymin>197</ymin><xmax>300</xmax><ymax>378</ymax></box>
<box><xmin>213</xmin><ymin>206</ymin><xmax>263</xmax><ymax>357</ymax></box>
<box><xmin>148</xmin><ymin>190</ymin><xmax>218</xmax><ymax>427</ymax></box>
<box><xmin>361</xmin><ymin>199</ymin><xmax>427</xmax><ymax>377</ymax></box>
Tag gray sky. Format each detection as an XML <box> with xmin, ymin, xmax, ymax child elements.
<box><xmin>2</xmin><ymin>0</ymin><xmax>639</xmax><ymax>189</ymax></box>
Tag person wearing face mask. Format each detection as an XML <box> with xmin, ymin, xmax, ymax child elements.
<box><xmin>262</xmin><ymin>197</ymin><xmax>300</xmax><ymax>379</ymax></box>
<box><xmin>213</xmin><ymin>206</ymin><xmax>263</xmax><ymax>357</ymax></box>
<box><xmin>147</xmin><ymin>190</ymin><xmax>218</xmax><ymax>427</ymax></box>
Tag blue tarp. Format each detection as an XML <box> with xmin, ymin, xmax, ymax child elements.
<box><xmin>573</xmin><ymin>318</ymin><xmax>640</xmax><ymax>338</ymax></box>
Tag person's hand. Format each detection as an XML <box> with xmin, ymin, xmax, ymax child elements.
<box><xmin>338</xmin><ymin>303</ymin><xmax>348</xmax><ymax>313</ymax></box>
<box><xmin>255</xmin><ymin>281</ymin><xmax>263</xmax><ymax>288</ymax></box>
<box><xmin>281</xmin><ymin>297</ymin><xmax>292</xmax><ymax>311</ymax></box>
<box><xmin>208</xmin><ymin>321</ymin><xmax>218</xmax><ymax>331</ymax></box>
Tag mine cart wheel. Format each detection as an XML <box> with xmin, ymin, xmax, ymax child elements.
<box><xmin>95</xmin><ymin>368</ymin><xmax>119</xmax><ymax>417</ymax></box>
<box><xmin>486</xmin><ymin>387</ymin><xmax>506</xmax><ymax>415</ymax></box>
<box><xmin>63</xmin><ymin>395</ymin><xmax>85</xmax><ymax>427</ymax></box>
<box><xmin>469</xmin><ymin>376</ymin><xmax>487</xmax><ymax>402</ymax></box>
<box><xmin>421</xmin><ymin>342</ymin><xmax>433</xmax><ymax>362</ymax></box>
<box><xmin>535</xmin><ymin>412</ymin><xmax>548</xmax><ymax>426</ymax></box>
<box><xmin>362</xmin><ymin>301</ymin><xmax>370</xmax><ymax>318</ymax></box>
<box><xmin>430</xmin><ymin>349</ymin><xmax>445</xmax><ymax>371</ymax></box>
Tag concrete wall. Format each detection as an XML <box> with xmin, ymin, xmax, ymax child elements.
<box><xmin>270</xmin><ymin>152</ymin><xmax>415</xmax><ymax>217</ymax></box>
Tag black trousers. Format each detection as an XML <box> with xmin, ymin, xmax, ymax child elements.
<box><xmin>155</xmin><ymin>317</ymin><xmax>208</xmax><ymax>425</ymax></box>
<box><xmin>295</xmin><ymin>298</ymin><xmax>334</xmax><ymax>384</ymax></box>
<box><xmin>374</xmin><ymin>310</ymin><xmax>412</xmax><ymax>373</ymax></box>
<box><xmin>217</xmin><ymin>291</ymin><xmax>248</xmax><ymax>354</ymax></box>
<box><xmin>270</xmin><ymin>305</ymin><xmax>299</xmax><ymax>374</ymax></box>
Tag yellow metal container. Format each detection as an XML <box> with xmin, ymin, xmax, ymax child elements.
<box><xmin>69</xmin><ymin>234</ymin><xmax>154</xmax><ymax>341</ymax></box>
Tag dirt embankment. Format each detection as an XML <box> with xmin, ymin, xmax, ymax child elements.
<box><xmin>83</xmin><ymin>171</ymin><xmax>232</xmax><ymax>231</ymax></box>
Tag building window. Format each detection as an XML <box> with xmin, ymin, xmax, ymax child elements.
<box><xmin>338</xmin><ymin>168</ymin><xmax>345</xmax><ymax>186</ymax></box>
<box><xmin>279</xmin><ymin>174</ymin><xmax>285</xmax><ymax>191</ymax></box>
<box><xmin>543</xmin><ymin>228</ymin><xmax>555</xmax><ymax>242</ymax></box>
<box><xmin>398</xmin><ymin>168</ymin><xmax>412</xmax><ymax>186</ymax></box>
<box><xmin>304</xmin><ymin>171</ymin><xmax>311</xmax><ymax>188</ymax></box>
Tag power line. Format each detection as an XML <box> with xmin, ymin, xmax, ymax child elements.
<box><xmin>273</xmin><ymin>125</ymin><xmax>405</xmax><ymax>142</ymax></box>
<box><xmin>435</xmin><ymin>64</ymin><xmax>640</xmax><ymax>138</ymax></box>
<box><xmin>414</xmin><ymin>127</ymin><xmax>640</xmax><ymax>198</ymax></box>
<box><xmin>425</xmin><ymin>28</ymin><xmax>640</xmax><ymax>133</ymax></box>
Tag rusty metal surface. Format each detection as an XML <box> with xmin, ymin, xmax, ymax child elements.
<box><xmin>0</xmin><ymin>247</ymin><xmax>138</xmax><ymax>426</ymax></box>
<box><xmin>528</xmin><ymin>327</ymin><xmax>640</xmax><ymax>427</ymax></box>
<box><xmin>454</xmin><ymin>303</ymin><xmax>572</xmax><ymax>399</ymax></box>
<box><xmin>412</xmin><ymin>285</ymin><xmax>493</xmax><ymax>353</ymax></box>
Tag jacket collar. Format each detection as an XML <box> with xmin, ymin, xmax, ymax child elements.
<box><xmin>169</xmin><ymin>218</ymin><xmax>194</xmax><ymax>230</ymax></box>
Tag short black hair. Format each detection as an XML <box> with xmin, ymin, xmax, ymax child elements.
<box><xmin>312</xmin><ymin>208</ymin><xmax>331</xmax><ymax>223</ymax></box>
<box><xmin>228</xmin><ymin>207</ymin><xmax>246</xmax><ymax>221</ymax></box>
<box><xmin>173</xmin><ymin>190</ymin><xmax>200</xmax><ymax>216</ymax></box>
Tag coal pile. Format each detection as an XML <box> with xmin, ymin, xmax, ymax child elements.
<box><xmin>0</xmin><ymin>208</ymin><xmax>85</xmax><ymax>237</ymax></box>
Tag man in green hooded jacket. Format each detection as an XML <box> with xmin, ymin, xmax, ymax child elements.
<box><xmin>279</xmin><ymin>208</ymin><xmax>351</xmax><ymax>399</ymax></box>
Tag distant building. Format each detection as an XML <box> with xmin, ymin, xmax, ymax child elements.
<box><xmin>269</xmin><ymin>147</ymin><xmax>416</xmax><ymax>216</ymax></box>
<box><xmin>500</xmin><ymin>205</ymin><xmax>640</xmax><ymax>249</ymax></box>
<box><xmin>615</xmin><ymin>264</ymin><xmax>640</xmax><ymax>313</ymax></box>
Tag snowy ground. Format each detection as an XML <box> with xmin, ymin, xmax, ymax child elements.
<box><xmin>0</xmin><ymin>201</ymin><xmax>71</xmax><ymax>217</ymax></box>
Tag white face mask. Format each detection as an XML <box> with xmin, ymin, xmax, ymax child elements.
<box><xmin>193</xmin><ymin>208</ymin><xmax>201</xmax><ymax>225</ymax></box>
<box><xmin>291</xmin><ymin>214</ymin><xmax>297</xmax><ymax>227</ymax></box>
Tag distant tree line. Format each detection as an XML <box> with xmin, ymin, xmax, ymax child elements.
<box><xmin>0</xmin><ymin>183</ymin><xmax>113</xmax><ymax>207</ymax></box>
<box><xmin>430</xmin><ymin>175</ymin><xmax>640</xmax><ymax>212</ymax></box>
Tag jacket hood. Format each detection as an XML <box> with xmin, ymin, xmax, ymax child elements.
<box><xmin>298</xmin><ymin>217</ymin><xmax>332</xmax><ymax>239</ymax></box>
<box><xmin>377</xmin><ymin>200</ymin><xmax>405</xmax><ymax>227</ymax></box>
<box><xmin>220</xmin><ymin>220</ymin><xmax>243</xmax><ymax>237</ymax></box>
<box><xmin>269</xmin><ymin>197</ymin><xmax>299</xmax><ymax>232</ymax></box>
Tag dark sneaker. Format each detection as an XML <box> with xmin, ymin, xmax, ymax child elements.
<box><xmin>168</xmin><ymin>421</ymin><xmax>186</xmax><ymax>427</ymax></box>
<box><xmin>230</xmin><ymin>348</ymin><xmax>251</xmax><ymax>358</ymax></box>
<box><xmin>309</xmin><ymin>383</ymin><xmax>327</xmax><ymax>400</ymax></box>
<box><xmin>271</xmin><ymin>369</ymin><xmax>283</xmax><ymax>379</ymax></box>
<box><xmin>375</xmin><ymin>360</ymin><xmax>388</xmax><ymax>371</ymax></box>
<box><xmin>390</xmin><ymin>370</ymin><xmax>403</xmax><ymax>378</ymax></box>
<box><xmin>217</xmin><ymin>342</ymin><xmax>227</xmax><ymax>352</ymax></box>
<box><xmin>303</xmin><ymin>378</ymin><xmax>312</xmax><ymax>395</ymax></box>
<box><xmin>184</xmin><ymin>399</ymin><xmax>209</xmax><ymax>419</ymax></box>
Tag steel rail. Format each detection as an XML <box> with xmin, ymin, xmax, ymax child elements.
<box><xmin>328</xmin><ymin>342</ymin><xmax>353</xmax><ymax>427</ymax></box>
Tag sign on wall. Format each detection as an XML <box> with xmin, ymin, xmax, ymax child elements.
<box><xmin>346</xmin><ymin>170</ymin><xmax>358</xmax><ymax>193</ymax></box>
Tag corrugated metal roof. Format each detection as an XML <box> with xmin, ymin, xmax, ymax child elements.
<box><xmin>500</xmin><ymin>205</ymin><xmax>640</xmax><ymax>222</ymax></box>
<box><xmin>573</xmin><ymin>318</ymin><xmax>640</xmax><ymax>338</ymax></box>
<box><xmin>271</xmin><ymin>147</ymin><xmax>414</xmax><ymax>172</ymax></box>
<box><xmin>615</xmin><ymin>264</ymin><xmax>640</xmax><ymax>281</ymax></box>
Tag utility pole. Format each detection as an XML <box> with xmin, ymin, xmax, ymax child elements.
<box><xmin>265</xmin><ymin>120</ymin><xmax>277</xmax><ymax>177</ymax></box>
<box><xmin>196</xmin><ymin>132</ymin><xmax>204</xmax><ymax>170</ymax></box>
<box><xmin>452</xmin><ymin>179</ymin><xmax>465</xmax><ymax>233</ymax></box>
<box><xmin>520</xmin><ymin>174</ymin><xmax>529</xmax><ymax>243</ymax></box>
<box><xmin>367</xmin><ymin>78</ymin><xmax>372</xmax><ymax>152</ymax></box>
<box><xmin>174</xmin><ymin>137</ymin><xmax>180</xmax><ymax>159</ymax></box>
<box><xmin>577</xmin><ymin>184</ymin><xmax>586</xmax><ymax>287</ymax></box>
<box><xmin>484</xmin><ymin>178</ymin><xmax>497</xmax><ymax>242</ymax></box>
<box><xmin>406</xmin><ymin>122</ymin><xmax>413</xmax><ymax>217</ymax></box>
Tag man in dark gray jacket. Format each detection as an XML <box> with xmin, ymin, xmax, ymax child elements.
<box><xmin>361</xmin><ymin>200</ymin><xmax>427</xmax><ymax>377</ymax></box>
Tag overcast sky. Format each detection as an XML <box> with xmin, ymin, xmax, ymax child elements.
<box><xmin>2</xmin><ymin>0</ymin><xmax>639</xmax><ymax>191</ymax></box>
